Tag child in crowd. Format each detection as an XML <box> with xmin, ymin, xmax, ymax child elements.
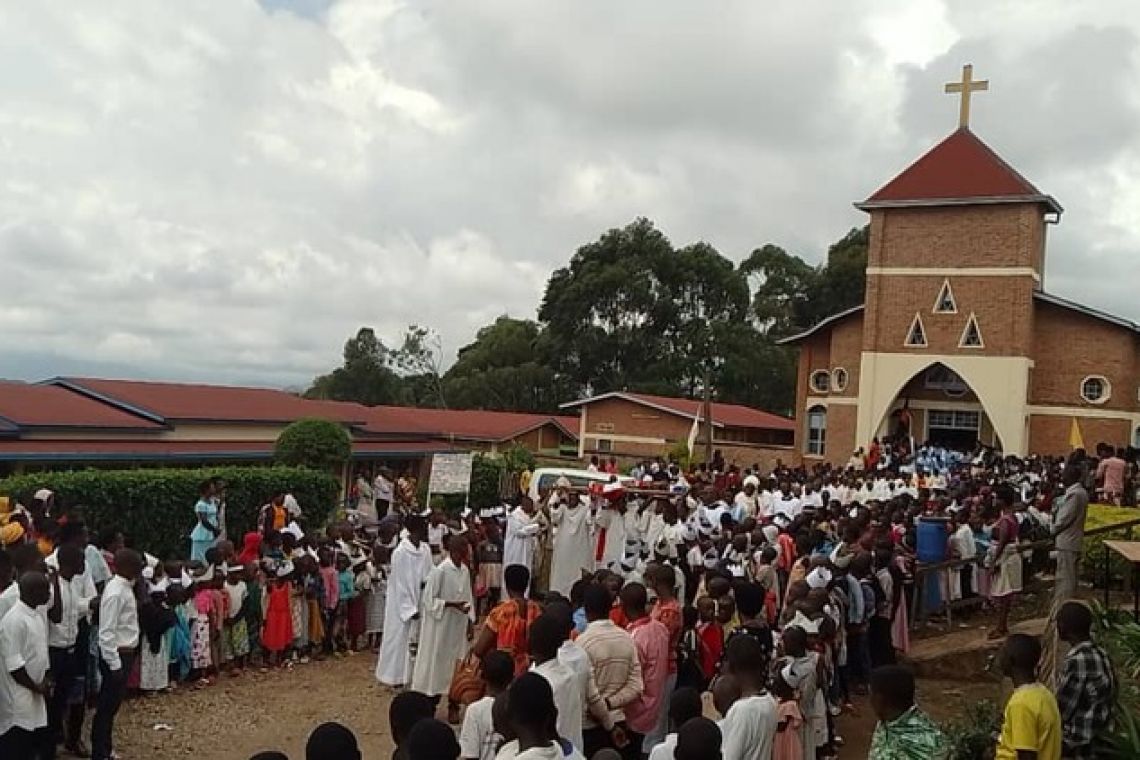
<box><xmin>475</xmin><ymin>520</ymin><xmax>503</xmax><ymax>618</ymax></box>
<box><xmin>365</xmin><ymin>541</ymin><xmax>389</xmax><ymax>651</ymax></box>
<box><xmin>290</xmin><ymin>557</ymin><xmax>310</xmax><ymax>662</ymax></box>
<box><xmin>335</xmin><ymin>552</ymin><xmax>355</xmax><ymax>653</ymax></box>
<box><xmin>223</xmin><ymin>563</ymin><xmax>250</xmax><ymax>673</ymax></box>
<box><xmin>458</xmin><ymin>649</ymin><xmax>513</xmax><ymax>760</ymax></box>
<box><xmin>348</xmin><ymin>555</ymin><xmax>370</xmax><ymax>651</ymax></box>
<box><xmin>771</xmin><ymin>663</ymin><xmax>804</xmax><ymax>760</ymax></box>
<box><xmin>190</xmin><ymin>567</ymin><xmax>216</xmax><ymax>685</ymax></box>
<box><xmin>262</xmin><ymin>562</ymin><xmax>295</xmax><ymax>667</ymax></box>
<box><xmin>318</xmin><ymin>548</ymin><xmax>339</xmax><ymax>653</ymax></box>
<box><xmin>695</xmin><ymin>596</ymin><xmax>722</xmax><ymax>681</ymax></box>
<box><xmin>244</xmin><ymin>563</ymin><xmax>264</xmax><ymax>667</ymax></box>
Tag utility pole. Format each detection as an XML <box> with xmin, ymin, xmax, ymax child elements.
<box><xmin>702</xmin><ymin>364</ymin><xmax>713</xmax><ymax>464</ymax></box>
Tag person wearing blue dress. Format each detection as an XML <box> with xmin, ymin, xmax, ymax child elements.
<box><xmin>189</xmin><ymin>479</ymin><xmax>220</xmax><ymax>562</ymax></box>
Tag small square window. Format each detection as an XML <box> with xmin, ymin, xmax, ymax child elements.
<box><xmin>596</xmin><ymin>438</ymin><xmax>613</xmax><ymax>453</ymax></box>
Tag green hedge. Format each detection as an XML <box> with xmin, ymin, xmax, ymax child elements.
<box><xmin>0</xmin><ymin>466</ymin><xmax>340</xmax><ymax>560</ymax></box>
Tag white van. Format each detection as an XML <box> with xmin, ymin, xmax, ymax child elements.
<box><xmin>527</xmin><ymin>467</ymin><xmax>637</xmax><ymax>502</ymax></box>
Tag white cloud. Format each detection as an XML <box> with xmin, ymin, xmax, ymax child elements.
<box><xmin>2</xmin><ymin>0</ymin><xmax>1140</xmax><ymax>388</ymax></box>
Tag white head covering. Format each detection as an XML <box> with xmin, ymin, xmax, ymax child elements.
<box><xmin>283</xmin><ymin>494</ymin><xmax>302</xmax><ymax>516</ymax></box>
<box><xmin>275</xmin><ymin>560</ymin><xmax>295</xmax><ymax>578</ymax></box>
<box><xmin>806</xmin><ymin>567</ymin><xmax>832</xmax><ymax>589</ymax></box>
<box><xmin>148</xmin><ymin>578</ymin><xmax>171</xmax><ymax>594</ymax></box>
<box><xmin>282</xmin><ymin>522</ymin><xmax>304</xmax><ymax>540</ymax></box>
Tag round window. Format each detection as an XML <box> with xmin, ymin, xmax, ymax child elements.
<box><xmin>832</xmin><ymin>367</ymin><xmax>848</xmax><ymax>392</ymax></box>
<box><xmin>1080</xmin><ymin>375</ymin><xmax>1110</xmax><ymax>404</ymax></box>
<box><xmin>810</xmin><ymin>370</ymin><xmax>830</xmax><ymax>394</ymax></box>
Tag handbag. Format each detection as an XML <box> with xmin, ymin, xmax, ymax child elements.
<box><xmin>448</xmin><ymin>652</ymin><xmax>485</xmax><ymax>706</ymax></box>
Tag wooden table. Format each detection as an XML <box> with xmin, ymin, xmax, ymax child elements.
<box><xmin>1102</xmin><ymin>540</ymin><xmax>1140</xmax><ymax>621</ymax></box>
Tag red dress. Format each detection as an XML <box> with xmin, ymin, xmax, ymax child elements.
<box><xmin>261</xmin><ymin>581</ymin><xmax>294</xmax><ymax>653</ymax></box>
<box><xmin>697</xmin><ymin>621</ymin><xmax>723</xmax><ymax>679</ymax></box>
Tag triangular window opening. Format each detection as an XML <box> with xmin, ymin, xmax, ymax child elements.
<box><xmin>959</xmin><ymin>313</ymin><xmax>984</xmax><ymax>348</ymax></box>
<box><xmin>934</xmin><ymin>279</ymin><xmax>957</xmax><ymax>313</ymax></box>
<box><xmin>905</xmin><ymin>313</ymin><xmax>928</xmax><ymax>347</ymax></box>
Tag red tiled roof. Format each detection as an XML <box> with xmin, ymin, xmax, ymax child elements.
<box><xmin>859</xmin><ymin>128</ymin><xmax>1060</xmax><ymax>213</ymax></box>
<box><xmin>0</xmin><ymin>438</ymin><xmax>454</xmax><ymax>461</ymax></box>
<box><xmin>361</xmin><ymin>407</ymin><xmax>579</xmax><ymax>442</ymax></box>
<box><xmin>561</xmin><ymin>391</ymin><xmax>794</xmax><ymax>431</ymax></box>
<box><xmin>0</xmin><ymin>382</ymin><xmax>162</xmax><ymax>430</ymax></box>
<box><xmin>52</xmin><ymin>377</ymin><xmax>369</xmax><ymax>425</ymax></box>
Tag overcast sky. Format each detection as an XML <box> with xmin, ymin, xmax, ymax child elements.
<box><xmin>3</xmin><ymin>1</ymin><xmax>1139</xmax><ymax>389</ymax></box>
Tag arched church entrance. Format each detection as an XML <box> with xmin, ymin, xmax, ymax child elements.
<box><xmin>874</xmin><ymin>362</ymin><xmax>1006</xmax><ymax>455</ymax></box>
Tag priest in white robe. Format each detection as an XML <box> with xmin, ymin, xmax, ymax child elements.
<box><xmin>411</xmin><ymin>535</ymin><xmax>475</xmax><ymax>698</ymax></box>
<box><xmin>503</xmin><ymin>499</ymin><xmax>541</xmax><ymax>576</ymax></box>
<box><xmin>549</xmin><ymin>492</ymin><xmax>595</xmax><ymax>596</ymax></box>
<box><xmin>375</xmin><ymin>515</ymin><xmax>434</xmax><ymax>687</ymax></box>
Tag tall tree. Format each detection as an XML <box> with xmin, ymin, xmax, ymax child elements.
<box><xmin>740</xmin><ymin>225</ymin><xmax>868</xmax><ymax>338</ymax></box>
<box><xmin>305</xmin><ymin>327</ymin><xmax>407</xmax><ymax>405</ymax></box>
<box><xmin>441</xmin><ymin>316</ymin><xmax>569</xmax><ymax>412</ymax></box>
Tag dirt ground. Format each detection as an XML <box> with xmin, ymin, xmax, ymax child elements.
<box><xmin>108</xmin><ymin>652</ymin><xmax>1001</xmax><ymax>760</ymax></box>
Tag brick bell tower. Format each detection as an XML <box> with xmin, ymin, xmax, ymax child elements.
<box><xmin>852</xmin><ymin>65</ymin><xmax>1063</xmax><ymax>456</ymax></box>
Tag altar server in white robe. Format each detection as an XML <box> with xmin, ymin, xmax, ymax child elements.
<box><xmin>411</xmin><ymin>535</ymin><xmax>475</xmax><ymax>697</ymax></box>
<box><xmin>375</xmin><ymin>515</ymin><xmax>434</xmax><ymax>687</ymax></box>
<box><xmin>549</xmin><ymin>486</ymin><xmax>595</xmax><ymax>597</ymax></box>
<box><xmin>595</xmin><ymin>485</ymin><xmax>629</xmax><ymax>570</ymax></box>
<box><xmin>503</xmin><ymin>499</ymin><xmax>541</xmax><ymax>577</ymax></box>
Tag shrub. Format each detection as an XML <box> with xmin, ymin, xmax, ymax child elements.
<box><xmin>941</xmin><ymin>700</ymin><xmax>1001</xmax><ymax>760</ymax></box>
<box><xmin>274</xmin><ymin>418</ymin><xmax>352</xmax><ymax>470</ymax></box>
<box><xmin>0</xmin><ymin>466</ymin><xmax>340</xmax><ymax>560</ymax></box>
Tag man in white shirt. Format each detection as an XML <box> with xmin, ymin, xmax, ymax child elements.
<box><xmin>47</xmin><ymin>544</ymin><xmax>96</xmax><ymax>754</ymax></box>
<box><xmin>732</xmin><ymin>483</ymin><xmax>758</xmax><ymax>523</ymax></box>
<box><xmin>0</xmin><ymin>571</ymin><xmax>52</xmax><ymax>758</ymax></box>
<box><xmin>719</xmin><ymin>635</ymin><xmax>777</xmax><ymax>760</ymax></box>
<box><xmin>529</xmin><ymin>614</ymin><xmax>586</xmax><ymax>752</ymax></box>
<box><xmin>91</xmin><ymin>549</ymin><xmax>142</xmax><ymax>760</ymax></box>
<box><xmin>503</xmin><ymin>500</ymin><xmax>542</xmax><ymax>580</ymax></box>
<box><xmin>458</xmin><ymin>650</ymin><xmax>513</xmax><ymax>760</ymax></box>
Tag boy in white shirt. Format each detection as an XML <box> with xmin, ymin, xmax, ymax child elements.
<box><xmin>719</xmin><ymin>635</ymin><xmax>777</xmax><ymax>760</ymax></box>
<box><xmin>459</xmin><ymin>650</ymin><xmax>513</xmax><ymax>760</ymax></box>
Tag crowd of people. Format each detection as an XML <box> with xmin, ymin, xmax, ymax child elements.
<box><xmin>0</xmin><ymin>439</ymin><xmax>1127</xmax><ymax>759</ymax></box>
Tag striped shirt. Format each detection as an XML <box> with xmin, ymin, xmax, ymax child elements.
<box><xmin>576</xmin><ymin>619</ymin><xmax>643</xmax><ymax>728</ymax></box>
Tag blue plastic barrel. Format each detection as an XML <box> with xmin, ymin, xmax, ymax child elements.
<box><xmin>917</xmin><ymin>517</ymin><xmax>950</xmax><ymax>612</ymax></box>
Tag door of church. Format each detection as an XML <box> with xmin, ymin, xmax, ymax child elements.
<box><xmin>926</xmin><ymin>409</ymin><xmax>981</xmax><ymax>451</ymax></box>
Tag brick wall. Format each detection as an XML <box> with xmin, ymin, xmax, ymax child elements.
<box><xmin>1029</xmin><ymin>414</ymin><xmax>1131</xmax><ymax>454</ymax></box>
<box><xmin>1030</xmin><ymin>301</ymin><xmax>1140</xmax><ymax>412</ymax></box>
<box><xmin>864</xmin><ymin>274</ymin><xmax>1036</xmax><ymax>355</ymax></box>
<box><xmin>868</xmin><ymin>205</ymin><xmax>1046</xmax><ymax>269</ymax></box>
<box><xmin>581</xmin><ymin>397</ymin><xmax>691</xmax><ymax>442</ymax></box>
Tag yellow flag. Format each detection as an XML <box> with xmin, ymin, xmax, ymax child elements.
<box><xmin>1068</xmin><ymin>417</ymin><xmax>1084</xmax><ymax>450</ymax></box>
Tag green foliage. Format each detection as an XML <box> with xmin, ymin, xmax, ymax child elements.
<box><xmin>1090</xmin><ymin>601</ymin><xmax>1140</xmax><ymax>757</ymax></box>
<box><xmin>0</xmin><ymin>467</ymin><xmax>339</xmax><ymax>560</ymax></box>
<box><xmin>305</xmin><ymin>220</ymin><xmax>868</xmax><ymax>418</ymax></box>
<box><xmin>274</xmin><ymin>418</ymin><xmax>352</xmax><ymax>470</ymax></box>
<box><xmin>538</xmin><ymin>217</ymin><xmax>805</xmax><ymax>413</ymax></box>
<box><xmin>305</xmin><ymin>327</ymin><xmax>407</xmax><ymax>405</ymax></box>
<box><xmin>667</xmin><ymin>441</ymin><xmax>693</xmax><ymax>470</ymax></box>
<box><xmin>940</xmin><ymin>700</ymin><xmax>1001</xmax><ymax>760</ymax></box>
<box><xmin>500</xmin><ymin>443</ymin><xmax>536</xmax><ymax>475</ymax></box>
<box><xmin>442</xmin><ymin>317</ymin><xmax>571</xmax><ymax>412</ymax></box>
<box><xmin>741</xmin><ymin>225</ymin><xmax>868</xmax><ymax>338</ymax></box>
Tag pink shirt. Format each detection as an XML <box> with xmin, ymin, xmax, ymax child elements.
<box><xmin>320</xmin><ymin>566</ymin><xmax>339</xmax><ymax>609</ymax></box>
<box><xmin>1098</xmin><ymin>456</ymin><xmax>1126</xmax><ymax>495</ymax></box>
<box><xmin>624</xmin><ymin>616</ymin><xmax>671</xmax><ymax>734</ymax></box>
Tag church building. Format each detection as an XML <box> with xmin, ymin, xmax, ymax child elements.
<box><xmin>782</xmin><ymin>66</ymin><xmax>1140</xmax><ymax>464</ymax></box>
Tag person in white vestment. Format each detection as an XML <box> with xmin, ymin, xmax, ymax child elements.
<box><xmin>503</xmin><ymin>500</ymin><xmax>541</xmax><ymax>579</ymax></box>
<box><xmin>549</xmin><ymin>490</ymin><xmax>595</xmax><ymax>597</ymax></box>
<box><xmin>411</xmin><ymin>536</ymin><xmax>475</xmax><ymax>702</ymax></box>
<box><xmin>375</xmin><ymin>516</ymin><xmax>434</xmax><ymax>687</ymax></box>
